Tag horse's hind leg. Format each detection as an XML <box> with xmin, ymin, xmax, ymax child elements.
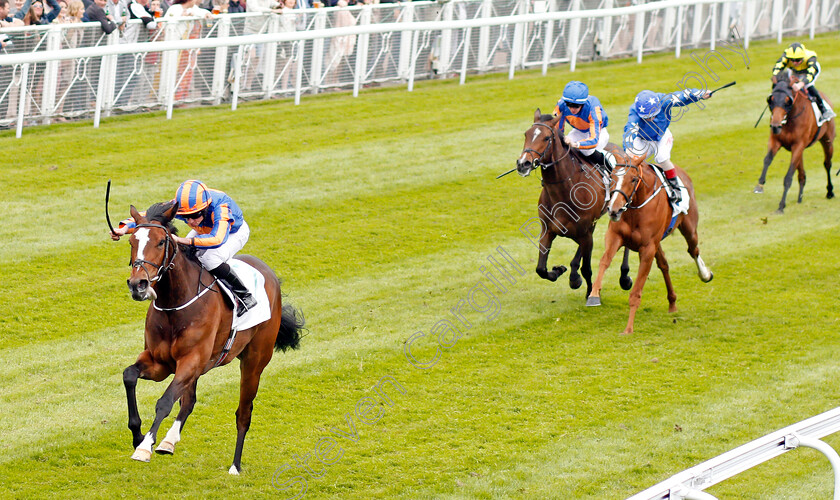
<box><xmin>822</xmin><ymin>134</ymin><xmax>834</xmax><ymax>199</ymax></box>
<box><xmin>624</xmin><ymin>244</ymin><xmax>657</xmax><ymax>335</ymax></box>
<box><xmin>579</xmin><ymin>233</ymin><xmax>595</xmax><ymax>298</ymax></box>
<box><xmin>230</xmin><ymin>337</ymin><xmax>274</xmax><ymax>475</ymax></box>
<box><xmin>678</xmin><ymin>211</ymin><xmax>713</xmax><ymax>282</ymax></box>
<box><xmin>797</xmin><ymin>161</ymin><xmax>806</xmax><ymax>204</ymax></box>
<box><xmin>654</xmin><ymin>245</ymin><xmax>677</xmax><ymax>313</ymax></box>
<box><xmin>124</xmin><ymin>351</ymin><xmax>171</xmax><ymax>450</ymax></box>
<box><xmin>155</xmin><ymin>380</ymin><xmax>199</xmax><ymax>455</ymax></box>
<box><xmin>779</xmin><ymin>146</ymin><xmax>805</xmax><ymax>212</ymax></box>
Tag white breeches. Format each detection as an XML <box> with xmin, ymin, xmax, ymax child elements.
<box><xmin>567</xmin><ymin>127</ymin><xmax>610</xmax><ymax>156</ymax></box>
<box><xmin>627</xmin><ymin>128</ymin><xmax>674</xmax><ymax>164</ymax></box>
<box><xmin>187</xmin><ymin>221</ymin><xmax>250</xmax><ymax>271</ymax></box>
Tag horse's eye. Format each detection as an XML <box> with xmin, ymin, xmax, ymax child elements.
<box><xmin>157</xmin><ymin>240</ymin><xmax>165</xmax><ymax>247</ymax></box>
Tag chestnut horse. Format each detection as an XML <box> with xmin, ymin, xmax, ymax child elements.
<box><xmin>587</xmin><ymin>160</ymin><xmax>713</xmax><ymax>335</ymax></box>
<box><xmin>122</xmin><ymin>201</ymin><xmax>304</xmax><ymax>474</ymax></box>
<box><xmin>516</xmin><ymin>109</ymin><xmax>633</xmax><ymax>300</ymax></box>
<box><xmin>754</xmin><ymin>70</ymin><xmax>835</xmax><ymax>213</ymax></box>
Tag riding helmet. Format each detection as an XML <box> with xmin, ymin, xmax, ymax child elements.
<box><xmin>562</xmin><ymin>81</ymin><xmax>589</xmax><ymax>105</ymax></box>
<box><xmin>176</xmin><ymin>180</ymin><xmax>212</xmax><ymax>215</ymax></box>
<box><xmin>634</xmin><ymin>90</ymin><xmax>661</xmax><ymax>119</ymax></box>
<box><xmin>784</xmin><ymin>42</ymin><xmax>806</xmax><ymax>59</ymax></box>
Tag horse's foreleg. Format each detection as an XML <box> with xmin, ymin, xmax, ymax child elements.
<box><xmin>587</xmin><ymin>230</ymin><xmax>623</xmax><ymax>306</ymax></box>
<box><xmin>619</xmin><ymin>247</ymin><xmax>633</xmax><ymax>290</ymax></box>
<box><xmin>822</xmin><ymin>135</ymin><xmax>834</xmax><ymax>199</ymax></box>
<box><xmin>124</xmin><ymin>351</ymin><xmax>171</xmax><ymax>450</ymax></box>
<box><xmin>569</xmin><ymin>246</ymin><xmax>583</xmax><ymax>290</ymax></box>
<box><xmin>131</xmin><ymin>356</ymin><xmax>202</xmax><ymax>463</ymax></box>
<box><xmin>535</xmin><ymin>229</ymin><xmax>566</xmax><ymax>282</ymax></box>
<box><xmin>578</xmin><ymin>233</ymin><xmax>594</xmax><ymax>297</ymax></box>
<box><xmin>155</xmin><ymin>380</ymin><xmax>199</xmax><ymax>456</ymax></box>
<box><xmin>624</xmin><ymin>244</ymin><xmax>656</xmax><ymax>335</ymax></box>
<box><xmin>230</xmin><ymin>343</ymin><xmax>273</xmax><ymax>475</ymax></box>
<box><xmin>796</xmin><ymin>156</ymin><xmax>806</xmax><ymax>204</ymax></box>
<box><xmin>756</xmin><ymin>142</ymin><xmax>781</xmax><ymax>193</ymax></box>
<box><xmin>678</xmin><ymin>210</ymin><xmax>713</xmax><ymax>283</ymax></box>
<box><xmin>654</xmin><ymin>245</ymin><xmax>677</xmax><ymax>313</ymax></box>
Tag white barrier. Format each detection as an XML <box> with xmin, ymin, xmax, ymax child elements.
<box><xmin>628</xmin><ymin>406</ymin><xmax>840</xmax><ymax>500</ymax></box>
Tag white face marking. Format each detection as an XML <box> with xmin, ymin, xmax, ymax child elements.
<box><xmin>135</xmin><ymin>228</ymin><xmax>150</xmax><ymax>261</ymax></box>
<box><xmin>609</xmin><ymin>171</ymin><xmax>625</xmax><ymax>213</ymax></box>
<box><xmin>519</xmin><ymin>127</ymin><xmax>544</xmax><ymax>164</ymax></box>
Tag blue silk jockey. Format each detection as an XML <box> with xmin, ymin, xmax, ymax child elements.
<box><xmin>113</xmin><ymin>180</ymin><xmax>258</xmax><ymax>316</ymax></box>
<box><xmin>623</xmin><ymin>88</ymin><xmax>712</xmax><ymax>203</ymax></box>
<box><xmin>553</xmin><ymin>81</ymin><xmax>615</xmax><ymax>170</ymax></box>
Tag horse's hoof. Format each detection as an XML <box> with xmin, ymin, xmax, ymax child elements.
<box><xmin>775</xmin><ymin>208</ymin><xmax>785</xmax><ymax>215</ymax></box>
<box><xmin>619</xmin><ymin>275</ymin><xmax>633</xmax><ymax>291</ymax></box>
<box><xmin>620</xmin><ymin>329</ymin><xmax>633</xmax><ymax>336</ymax></box>
<box><xmin>754</xmin><ymin>184</ymin><xmax>764</xmax><ymax>194</ymax></box>
<box><xmin>155</xmin><ymin>440</ymin><xmax>176</xmax><ymax>455</ymax></box>
<box><xmin>569</xmin><ymin>274</ymin><xmax>583</xmax><ymax>289</ymax></box>
<box><xmin>229</xmin><ymin>465</ymin><xmax>240</xmax><ymax>476</ymax></box>
<box><xmin>827</xmin><ymin>192</ymin><xmax>835</xmax><ymax>199</ymax></box>
<box><xmin>131</xmin><ymin>448</ymin><xmax>152</xmax><ymax>463</ymax></box>
<box><xmin>586</xmin><ymin>296</ymin><xmax>601</xmax><ymax>307</ymax></box>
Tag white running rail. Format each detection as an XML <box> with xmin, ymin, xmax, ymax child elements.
<box><xmin>628</xmin><ymin>406</ymin><xmax>840</xmax><ymax>500</ymax></box>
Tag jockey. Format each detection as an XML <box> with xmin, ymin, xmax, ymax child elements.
<box><xmin>553</xmin><ymin>80</ymin><xmax>615</xmax><ymax>170</ymax></box>
<box><xmin>111</xmin><ymin>180</ymin><xmax>257</xmax><ymax>316</ymax></box>
<box><xmin>771</xmin><ymin>42</ymin><xmax>835</xmax><ymax>121</ymax></box>
<box><xmin>623</xmin><ymin>88</ymin><xmax>712</xmax><ymax>203</ymax></box>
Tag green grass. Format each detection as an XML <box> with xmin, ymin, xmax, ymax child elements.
<box><xmin>1</xmin><ymin>33</ymin><xmax>839</xmax><ymax>499</ymax></box>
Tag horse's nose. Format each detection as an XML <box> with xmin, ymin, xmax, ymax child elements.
<box><xmin>517</xmin><ymin>159</ymin><xmax>532</xmax><ymax>177</ymax></box>
<box><xmin>127</xmin><ymin>278</ymin><xmax>151</xmax><ymax>301</ymax></box>
<box><xmin>608</xmin><ymin>210</ymin><xmax>622</xmax><ymax>222</ymax></box>
<box><xmin>770</xmin><ymin>125</ymin><xmax>782</xmax><ymax>135</ymax></box>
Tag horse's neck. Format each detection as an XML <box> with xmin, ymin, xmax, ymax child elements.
<box><xmin>637</xmin><ymin>165</ymin><xmax>664</xmax><ymax>207</ymax></box>
<box><xmin>155</xmin><ymin>251</ymin><xmax>204</xmax><ymax>309</ymax></box>
<box><xmin>543</xmin><ymin>140</ymin><xmax>573</xmax><ymax>183</ymax></box>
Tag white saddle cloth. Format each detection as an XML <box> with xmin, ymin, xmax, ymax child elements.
<box><xmin>218</xmin><ymin>259</ymin><xmax>271</xmax><ymax>331</ymax></box>
<box><xmin>651</xmin><ymin>165</ymin><xmax>690</xmax><ymax>216</ymax></box>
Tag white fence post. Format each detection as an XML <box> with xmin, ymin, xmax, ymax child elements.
<box><xmin>398</xmin><ymin>3</ymin><xmax>415</xmax><ymax>80</ymax></box>
<box><xmin>212</xmin><ymin>17</ymin><xmax>231</xmax><ymax>105</ymax></box>
<box><xmin>16</xmin><ymin>63</ymin><xmax>29</xmax><ymax>138</ymax></box>
<box><xmin>568</xmin><ymin>0</ymin><xmax>581</xmax><ymax>71</ymax></box>
<box><xmin>541</xmin><ymin>0</ymin><xmax>556</xmax><ymax>75</ymax></box>
<box><xmin>354</xmin><ymin>5</ymin><xmax>372</xmax><ymax>97</ymax></box>
<box><xmin>41</xmin><ymin>27</ymin><xmax>62</xmax><ymax>125</ymax></box>
<box><xmin>634</xmin><ymin>9</ymin><xmax>644</xmax><ymax>63</ymax></box>
<box><xmin>310</xmin><ymin>10</ymin><xmax>326</xmax><ymax>94</ymax></box>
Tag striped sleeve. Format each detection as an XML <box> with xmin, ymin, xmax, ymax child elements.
<box><xmin>577</xmin><ymin>107</ymin><xmax>602</xmax><ymax>149</ymax></box>
<box><xmin>772</xmin><ymin>54</ymin><xmax>788</xmax><ymax>76</ymax></box>
<box><xmin>192</xmin><ymin>204</ymin><xmax>232</xmax><ymax>248</ymax></box>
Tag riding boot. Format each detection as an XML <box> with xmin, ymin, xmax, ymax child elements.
<box><xmin>210</xmin><ymin>263</ymin><xmax>258</xmax><ymax>317</ymax></box>
<box><xmin>808</xmin><ymin>85</ymin><xmax>836</xmax><ymax>121</ymax></box>
<box><xmin>587</xmin><ymin>150</ymin><xmax>615</xmax><ymax>172</ymax></box>
<box><xmin>666</xmin><ymin>176</ymin><xmax>682</xmax><ymax>204</ymax></box>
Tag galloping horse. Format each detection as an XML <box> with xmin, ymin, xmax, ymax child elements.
<box><xmin>516</xmin><ymin>108</ymin><xmax>633</xmax><ymax>300</ymax></box>
<box><xmin>587</xmin><ymin>159</ymin><xmax>713</xmax><ymax>335</ymax></box>
<box><xmin>121</xmin><ymin>201</ymin><xmax>304</xmax><ymax>474</ymax></box>
<box><xmin>755</xmin><ymin>70</ymin><xmax>835</xmax><ymax>213</ymax></box>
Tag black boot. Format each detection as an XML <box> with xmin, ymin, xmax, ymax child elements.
<box><xmin>666</xmin><ymin>176</ymin><xmax>682</xmax><ymax>204</ymax></box>
<box><xmin>210</xmin><ymin>263</ymin><xmax>257</xmax><ymax>317</ymax></box>
<box><xmin>587</xmin><ymin>150</ymin><xmax>614</xmax><ymax>172</ymax></box>
<box><xmin>808</xmin><ymin>86</ymin><xmax>836</xmax><ymax>120</ymax></box>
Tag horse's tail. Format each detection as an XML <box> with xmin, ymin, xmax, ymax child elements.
<box><xmin>276</xmin><ymin>303</ymin><xmax>305</xmax><ymax>352</ymax></box>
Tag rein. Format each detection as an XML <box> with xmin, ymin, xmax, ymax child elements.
<box><xmin>610</xmin><ymin>163</ymin><xmax>664</xmax><ymax>212</ymax></box>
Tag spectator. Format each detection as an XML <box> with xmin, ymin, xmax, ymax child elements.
<box><xmin>243</xmin><ymin>0</ymin><xmax>281</xmax><ymax>91</ymax></box>
<box><xmin>124</xmin><ymin>0</ymin><xmax>156</xmax><ymax>42</ymax></box>
<box><xmin>55</xmin><ymin>0</ymin><xmax>69</xmax><ymax>21</ymax></box>
<box><xmin>55</xmin><ymin>0</ymin><xmax>85</xmax><ymax>118</ymax></box>
<box><xmin>9</xmin><ymin>0</ymin><xmax>31</xmax><ymax>16</ymax></box>
<box><xmin>0</xmin><ymin>0</ymin><xmax>28</xmax><ymax>27</ymax></box>
<box><xmin>149</xmin><ymin>0</ymin><xmax>162</xmax><ymax>16</ymax></box>
<box><xmin>84</xmin><ymin>0</ymin><xmax>117</xmax><ymax>33</ymax></box>
<box><xmin>226</xmin><ymin>0</ymin><xmax>242</xmax><ymax>12</ymax></box>
<box><xmin>24</xmin><ymin>0</ymin><xmax>61</xmax><ymax>25</ymax></box>
<box><xmin>106</xmin><ymin>0</ymin><xmax>128</xmax><ymax>31</ymax></box>
<box><xmin>164</xmin><ymin>0</ymin><xmax>213</xmax><ymax>101</ymax></box>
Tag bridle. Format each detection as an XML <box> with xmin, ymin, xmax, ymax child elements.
<box><xmin>609</xmin><ymin>162</ymin><xmax>663</xmax><ymax>215</ymax></box>
<box><xmin>522</xmin><ymin>122</ymin><xmax>571</xmax><ymax>172</ymax></box>
<box><xmin>131</xmin><ymin>222</ymin><xmax>178</xmax><ymax>284</ymax></box>
<box><xmin>769</xmin><ymin>81</ymin><xmax>807</xmax><ymax>127</ymax></box>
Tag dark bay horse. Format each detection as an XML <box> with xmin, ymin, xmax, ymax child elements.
<box><xmin>516</xmin><ymin>108</ymin><xmax>632</xmax><ymax>300</ymax></box>
<box><xmin>587</xmin><ymin>160</ymin><xmax>713</xmax><ymax>335</ymax></box>
<box><xmin>755</xmin><ymin>70</ymin><xmax>835</xmax><ymax>213</ymax></box>
<box><xmin>122</xmin><ymin>201</ymin><xmax>303</xmax><ymax>474</ymax></box>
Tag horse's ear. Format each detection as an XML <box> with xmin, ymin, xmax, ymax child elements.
<box><xmin>534</xmin><ymin>108</ymin><xmax>542</xmax><ymax>122</ymax></box>
<box><xmin>129</xmin><ymin>204</ymin><xmax>145</xmax><ymax>223</ymax></box>
<box><xmin>549</xmin><ymin>114</ymin><xmax>561</xmax><ymax>128</ymax></box>
<box><xmin>162</xmin><ymin>200</ymin><xmax>178</xmax><ymax>222</ymax></box>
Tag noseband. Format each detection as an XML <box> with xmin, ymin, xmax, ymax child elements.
<box><xmin>131</xmin><ymin>223</ymin><xmax>178</xmax><ymax>283</ymax></box>
<box><xmin>609</xmin><ymin>165</ymin><xmax>642</xmax><ymax>214</ymax></box>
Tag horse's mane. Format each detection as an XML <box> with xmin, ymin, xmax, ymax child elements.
<box><xmin>143</xmin><ymin>201</ymin><xmax>200</xmax><ymax>263</ymax></box>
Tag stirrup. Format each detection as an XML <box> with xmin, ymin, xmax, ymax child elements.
<box><xmin>235</xmin><ymin>294</ymin><xmax>257</xmax><ymax>317</ymax></box>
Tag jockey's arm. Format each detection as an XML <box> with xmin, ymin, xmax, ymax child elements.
<box><xmin>771</xmin><ymin>55</ymin><xmax>787</xmax><ymax>79</ymax></box>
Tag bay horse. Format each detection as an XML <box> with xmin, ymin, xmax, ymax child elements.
<box><xmin>516</xmin><ymin>108</ymin><xmax>633</xmax><ymax>300</ymax></box>
<box><xmin>586</xmin><ymin>159</ymin><xmax>713</xmax><ymax>335</ymax></box>
<box><xmin>121</xmin><ymin>201</ymin><xmax>304</xmax><ymax>474</ymax></box>
<box><xmin>754</xmin><ymin>70</ymin><xmax>835</xmax><ymax>213</ymax></box>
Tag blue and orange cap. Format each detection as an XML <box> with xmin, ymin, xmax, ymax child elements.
<box><xmin>175</xmin><ymin>180</ymin><xmax>211</xmax><ymax>216</ymax></box>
